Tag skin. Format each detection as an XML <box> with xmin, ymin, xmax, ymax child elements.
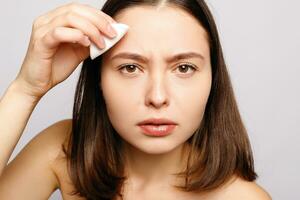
<box><xmin>100</xmin><ymin>5</ymin><xmax>212</xmax><ymax>195</ymax></box>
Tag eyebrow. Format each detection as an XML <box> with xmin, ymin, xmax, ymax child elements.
<box><xmin>110</xmin><ymin>51</ymin><xmax>205</xmax><ymax>63</ymax></box>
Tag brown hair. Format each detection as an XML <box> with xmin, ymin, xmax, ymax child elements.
<box><xmin>63</xmin><ymin>0</ymin><xmax>257</xmax><ymax>199</ymax></box>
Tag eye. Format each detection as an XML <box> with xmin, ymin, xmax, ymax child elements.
<box><xmin>174</xmin><ymin>63</ymin><xmax>197</xmax><ymax>75</ymax></box>
<box><xmin>118</xmin><ymin>62</ymin><xmax>197</xmax><ymax>76</ymax></box>
<box><xmin>118</xmin><ymin>64</ymin><xmax>141</xmax><ymax>75</ymax></box>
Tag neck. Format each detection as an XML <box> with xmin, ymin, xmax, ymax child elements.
<box><xmin>123</xmin><ymin>142</ymin><xmax>190</xmax><ymax>190</ymax></box>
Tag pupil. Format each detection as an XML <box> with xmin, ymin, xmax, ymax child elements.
<box><xmin>180</xmin><ymin>65</ymin><xmax>188</xmax><ymax>73</ymax></box>
<box><xmin>127</xmin><ymin>65</ymin><xmax>135</xmax><ymax>72</ymax></box>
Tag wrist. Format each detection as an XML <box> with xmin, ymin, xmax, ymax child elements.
<box><xmin>8</xmin><ymin>80</ymin><xmax>42</xmax><ymax>104</ymax></box>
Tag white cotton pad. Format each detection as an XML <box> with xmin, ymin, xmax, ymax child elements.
<box><xmin>89</xmin><ymin>23</ymin><xmax>129</xmax><ymax>60</ymax></box>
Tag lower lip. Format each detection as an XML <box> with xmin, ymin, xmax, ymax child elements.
<box><xmin>138</xmin><ymin>124</ymin><xmax>176</xmax><ymax>137</ymax></box>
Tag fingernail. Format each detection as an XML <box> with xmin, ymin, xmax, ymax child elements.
<box><xmin>83</xmin><ymin>36</ymin><xmax>91</xmax><ymax>46</ymax></box>
<box><xmin>98</xmin><ymin>37</ymin><xmax>106</xmax><ymax>49</ymax></box>
<box><xmin>107</xmin><ymin>24</ymin><xmax>117</xmax><ymax>37</ymax></box>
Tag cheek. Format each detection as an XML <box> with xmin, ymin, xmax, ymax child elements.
<box><xmin>101</xmin><ymin>72</ymin><xmax>139</xmax><ymax>129</ymax></box>
<box><xmin>176</xmin><ymin>74</ymin><xmax>212</xmax><ymax>130</ymax></box>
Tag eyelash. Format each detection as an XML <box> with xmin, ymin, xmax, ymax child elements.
<box><xmin>118</xmin><ymin>62</ymin><xmax>197</xmax><ymax>76</ymax></box>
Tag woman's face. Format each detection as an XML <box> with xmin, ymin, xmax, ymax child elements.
<box><xmin>101</xmin><ymin>5</ymin><xmax>212</xmax><ymax>154</ymax></box>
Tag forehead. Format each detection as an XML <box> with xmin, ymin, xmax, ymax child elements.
<box><xmin>103</xmin><ymin>5</ymin><xmax>210</xmax><ymax>60</ymax></box>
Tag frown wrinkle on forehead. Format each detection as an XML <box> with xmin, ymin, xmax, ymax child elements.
<box><xmin>102</xmin><ymin>5</ymin><xmax>210</xmax><ymax>70</ymax></box>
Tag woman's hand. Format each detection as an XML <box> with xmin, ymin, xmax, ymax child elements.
<box><xmin>14</xmin><ymin>2</ymin><xmax>117</xmax><ymax>99</ymax></box>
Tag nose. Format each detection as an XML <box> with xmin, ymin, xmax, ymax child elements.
<box><xmin>145</xmin><ymin>72</ymin><xmax>170</xmax><ymax>109</ymax></box>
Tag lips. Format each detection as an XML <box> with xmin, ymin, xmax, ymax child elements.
<box><xmin>137</xmin><ymin>118</ymin><xmax>177</xmax><ymax>126</ymax></box>
<box><xmin>137</xmin><ymin>118</ymin><xmax>177</xmax><ymax>136</ymax></box>
<box><xmin>138</xmin><ymin>124</ymin><xmax>176</xmax><ymax>136</ymax></box>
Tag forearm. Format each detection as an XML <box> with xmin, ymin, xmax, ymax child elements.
<box><xmin>0</xmin><ymin>81</ymin><xmax>40</xmax><ymax>175</ymax></box>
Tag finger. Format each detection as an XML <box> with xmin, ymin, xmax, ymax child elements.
<box><xmin>33</xmin><ymin>2</ymin><xmax>117</xmax><ymax>37</ymax></box>
<box><xmin>74</xmin><ymin>3</ymin><xmax>117</xmax><ymax>24</ymax></box>
<box><xmin>42</xmin><ymin>26</ymin><xmax>91</xmax><ymax>49</ymax></box>
<box><xmin>46</xmin><ymin>12</ymin><xmax>107</xmax><ymax>49</ymax></box>
<box><xmin>35</xmin><ymin>2</ymin><xmax>116</xmax><ymax>25</ymax></box>
<box><xmin>70</xmin><ymin>4</ymin><xmax>118</xmax><ymax>38</ymax></box>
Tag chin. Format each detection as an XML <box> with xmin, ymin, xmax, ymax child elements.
<box><xmin>130</xmin><ymin>140</ymin><xmax>182</xmax><ymax>155</ymax></box>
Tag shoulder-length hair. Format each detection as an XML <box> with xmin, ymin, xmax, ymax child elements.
<box><xmin>62</xmin><ymin>0</ymin><xmax>257</xmax><ymax>199</ymax></box>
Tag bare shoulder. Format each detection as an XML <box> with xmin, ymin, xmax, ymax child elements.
<box><xmin>39</xmin><ymin>118</ymin><xmax>73</xmax><ymax>169</ymax></box>
<box><xmin>0</xmin><ymin>118</ymin><xmax>73</xmax><ymax>199</ymax></box>
<box><xmin>21</xmin><ymin>118</ymin><xmax>72</xmax><ymax>162</ymax></box>
<box><xmin>216</xmin><ymin>176</ymin><xmax>272</xmax><ymax>200</ymax></box>
<box><xmin>39</xmin><ymin>118</ymin><xmax>72</xmax><ymax>154</ymax></box>
<box><xmin>5</xmin><ymin>118</ymin><xmax>72</xmax><ymax>173</ymax></box>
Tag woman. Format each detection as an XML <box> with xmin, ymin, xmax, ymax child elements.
<box><xmin>0</xmin><ymin>0</ymin><xmax>272</xmax><ymax>199</ymax></box>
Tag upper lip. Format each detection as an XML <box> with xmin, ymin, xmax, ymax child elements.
<box><xmin>137</xmin><ymin>118</ymin><xmax>177</xmax><ymax>125</ymax></box>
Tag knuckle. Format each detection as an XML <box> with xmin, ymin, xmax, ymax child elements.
<box><xmin>32</xmin><ymin>16</ymin><xmax>43</xmax><ymax>29</ymax></box>
<box><xmin>74</xmin><ymin>29</ymin><xmax>84</xmax><ymax>38</ymax></box>
<box><xmin>104</xmin><ymin>20</ymin><xmax>111</xmax><ymax>28</ymax></box>
<box><xmin>68</xmin><ymin>2</ymin><xmax>80</xmax><ymax>11</ymax></box>
<box><xmin>89</xmin><ymin>26</ymin><xmax>100</xmax><ymax>38</ymax></box>
<box><xmin>32</xmin><ymin>27</ymin><xmax>43</xmax><ymax>39</ymax></box>
<box><xmin>34</xmin><ymin>33</ymin><xmax>43</xmax><ymax>44</ymax></box>
<box><xmin>31</xmin><ymin>37</ymin><xmax>42</xmax><ymax>51</ymax></box>
<box><xmin>74</xmin><ymin>28</ymin><xmax>83</xmax><ymax>36</ymax></box>
<box><xmin>100</xmin><ymin>11</ymin><xmax>116</xmax><ymax>23</ymax></box>
<box><xmin>30</xmin><ymin>27</ymin><xmax>47</xmax><ymax>50</ymax></box>
<box><xmin>64</xmin><ymin>11</ymin><xmax>74</xmax><ymax>22</ymax></box>
<box><xmin>52</xmin><ymin>27</ymin><xmax>61</xmax><ymax>38</ymax></box>
<box><xmin>80</xmin><ymin>3</ymin><xmax>89</xmax><ymax>8</ymax></box>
